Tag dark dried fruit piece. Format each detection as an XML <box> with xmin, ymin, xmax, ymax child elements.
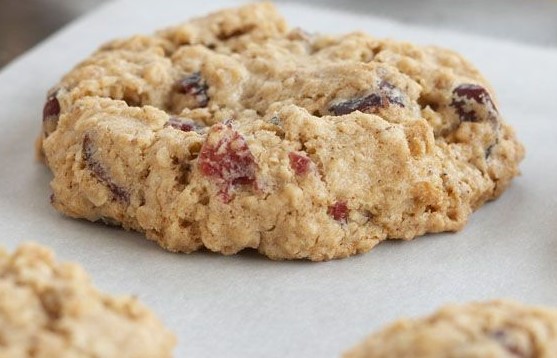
<box><xmin>450</xmin><ymin>83</ymin><xmax>498</xmax><ymax>123</ymax></box>
<box><xmin>288</xmin><ymin>152</ymin><xmax>312</xmax><ymax>176</ymax></box>
<box><xmin>198</xmin><ymin>123</ymin><xmax>257</xmax><ymax>202</ymax></box>
<box><xmin>485</xmin><ymin>142</ymin><xmax>496</xmax><ymax>159</ymax></box>
<box><xmin>82</xmin><ymin>134</ymin><xmax>130</xmax><ymax>203</ymax></box>
<box><xmin>270</xmin><ymin>116</ymin><xmax>281</xmax><ymax>126</ymax></box>
<box><xmin>43</xmin><ymin>91</ymin><xmax>61</xmax><ymax>135</ymax></box>
<box><xmin>328</xmin><ymin>201</ymin><xmax>349</xmax><ymax>222</ymax></box>
<box><xmin>329</xmin><ymin>81</ymin><xmax>405</xmax><ymax>116</ymax></box>
<box><xmin>176</xmin><ymin>72</ymin><xmax>209</xmax><ymax>107</ymax></box>
<box><xmin>330</xmin><ymin>93</ymin><xmax>386</xmax><ymax>116</ymax></box>
<box><xmin>216</xmin><ymin>24</ymin><xmax>256</xmax><ymax>41</ymax></box>
<box><xmin>43</xmin><ymin>94</ymin><xmax>60</xmax><ymax>121</ymax></box>
<box><xmin>490</xmin><ymin>330</ymin><xmax>528</xmax><ymax>357</ymax></box>
<box><xmin>165</xmin><ymin>117</ymin><xmax>205</xmax><ymax>133</ymax></box>
<box><xmin>378</xmin><ymin>80</ymin><xmax>405</xmax><ymax>107</ymax></box>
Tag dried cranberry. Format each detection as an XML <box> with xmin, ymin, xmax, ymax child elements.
<box><xmin>165</xmin><ymin>117</ymin><xmax>204</xmax><ymax>133</ymax></box>
<box><xmin>42</xmin><ymin>92</ymin><xmax>61</xmax><ymax>135</ymax></box>
<box><xmin>198</xmin><ymin>123</ymin><xmax>257</xmax><ymax>202</ymax></box>
<box><xmin>176</xmin><ymin>72</ymin><xmax>209</xmax><ymax>107</ymax></box>
<box><xmin>450</xmin><ymin>84</ymin><xmax>498</xmax><ymax>122</ymax></box>
<box><xmin>43</xmin><ymin>94</ymin><xmax>60</xmax><ymax>121</ymax></box>
<box><xmin>328</xmin><ymin>201</ymin><xmax>349</xmax><ymax>222</ymax></box>
<box><xmin>490</xmin><ymin>330</ymin><xmax>528</xmax><ymax>357</ymax></box>
<box><xmin>82</xmin><ymin>134</ymin><xmax>130</xmax><ymax>203</ymax></box>
<box><xmin>288</xmin><ymin>152</ymin><xmax>311</xmax><ymax>176</ymax></box>
<box><xmin>329</xmin><ymin>81</ymin><xmax>405</xmax><ymax>116</ymax></box>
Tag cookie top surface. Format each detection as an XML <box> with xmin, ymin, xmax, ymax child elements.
<box><xmin>344</xmin><ymin>300</ymin><xmax>557</xmax><ymax>358</ymax></box>
<box><xmin>39</xmin><ymin>3</ymin><xmax>524</xmax><ymax>260</ymax></box>
<box><xmin>0</xmin><ymin>243</ymin><xmax>175</xmax><ymax>357</ymax></box>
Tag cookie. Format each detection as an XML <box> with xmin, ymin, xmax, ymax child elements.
<box><xmin>38</xmin><ymin>3</ymin><xmax>524</xmax><ymax>260</ymax></box>
<box><xmin>0</xmin><ymin>243</ymin><xmax>175</xmax><ymax>357</ymax></box>
<box><xmin>344</xmin><ymin>300</ymin><xmax>557</xmax><ymax>357</ymax></box>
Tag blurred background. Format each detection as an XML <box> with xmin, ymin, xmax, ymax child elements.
<box><xmin>1</xmin><ymin>0</ymin><xmax>557</xmax><ymax>68</ymax></box>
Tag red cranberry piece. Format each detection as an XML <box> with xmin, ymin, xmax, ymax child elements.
<box><xmin>288</xmin><ymin>152</ymin><xmax>312</xmax><ymax>176</ymax></box>
<box><xmin>82</xmin><ymin>134</ymin><xmax>130</xmax><ymax>203</ymax></box>
<box><xmin>176</xmin><ymin>72</ymin><xmax>209</xmax><ymax>107</ymax></box>
<box><xmin>328</xmin><ymin>201</ymin><xmax>349</xmax><ymax>222</ymax></box>
<box><xmin>42</xmin><ymin>92</ymin><xmax>61</xmax><ymax>136</ymax></box>
<box><xmin>43</xmin><ymin>94</ymin><xmax>60</xmax><ymax>121</ymax></box>
<box><xmin>450</xmin><ymin>83</ymin><xmax>498</xmax><ymax>122</ymax></box>
<box><xmin>198</xmin><ymin>123</ymin><xmax>257</xmax><ymax>202</ymax></box>
<box><xmin>453</xmin><ymin>84</ymin><xmax>495</xmax><ymax>104</ymax></box>
<box><xmin>490</xmin><ymin>330</ymin><xmax>528</xmax><ymax>357</ymax></box>
<box><xmin>329</xmin><ymin>81</ymin><xmax>405</xmax><ymax>116</ymax></box>
<box><xmin>165</xmin><ymin>117</ymin><xmax>204</xmax><ymax>133</ymax></box>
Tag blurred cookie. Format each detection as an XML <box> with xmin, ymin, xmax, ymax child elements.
<box><xmin>345</xmin><ymin>300</ymin><xmax>557</xmax><ymax>357</ymax></box>
<box><xmin>0</xmin><ymin>243</ymin><xmax>175</xmax><ymax>357</ymax></box>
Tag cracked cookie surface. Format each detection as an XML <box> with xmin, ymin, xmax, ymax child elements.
<box><xmin>38</xmin><ymin>3</ymin><xmax>524</xmax><ymax>260</ymax></box>
<box><xmin>0</xmin><ymin>243</ymin><xmax>175</xmax><ymax>358</ymax></box>
<box><xmin>344</xmin><ymin>300</ymin><xmax>557</xmax><ymax>358</ymax></box>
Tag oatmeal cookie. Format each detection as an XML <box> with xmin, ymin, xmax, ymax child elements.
<box><xmin>38</xmin><ymin>3</ymin><xmax>524</xmax><ymax>260</ymax></box>
<box><xmin>344</xmin><ymin>300</ymin><xmax>557</xmax><ymax>358</ymax></box>
<box><xmin>0</xmin><ymin>243</ymin><xmax>175</xmax><ymax>357</ymax></box>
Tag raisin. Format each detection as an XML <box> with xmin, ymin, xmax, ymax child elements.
<box><xmin>329</xmin><ymin>81</ymin><xmax>405</xmax><ymax>116</ymax></box>
<box><xmin>450</xmin><ymin>83</ymin><xmax>498</xmax><ymax>122</ymax></box>
<box><xmin>288</xmin><ymin>152</ymin><xmax>311</xmax><ymax>176</ymax></box>
<box><xmin>82</xmin><ymin>134</ymin><xmax>130</xmax><ymax>203</ymax></box>
<box><xmin>43</xmin><ymin>91</ymin><xmax>60</xmax><ymax>135</ymax></box>
<box><xmin>330</xmin><ymin>93</ymin><xmax>386</xmax><ymax>116</ymax></box>
<box><xmin>165</xmin><ymin>117</ymin><xmax>204</xmax><ymax>133</ymax></box>
<box><xmin>328</xmin><ymin>201</ymin><xmax>349</xmax><ymax>222</ymax></box>
<box><xmin>198</xmin><ymin>123</ymin><xmax>257</xmax><ymax>202</ymax></box>
<box><xmin>176</xmin><ymin>72</ymin><xmax>209</xmax><ymax>107</ymax></box>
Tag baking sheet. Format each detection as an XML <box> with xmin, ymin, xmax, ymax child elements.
<box><xmin>1</xmin><ymin>0</ymin><xmax>557</xmax><ymax>356</ymax></box>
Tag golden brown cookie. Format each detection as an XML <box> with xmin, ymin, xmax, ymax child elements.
<box><xmin>344</xmin><ymin>300</ymin><xmax>557</xmax><ymax>358</ymax></box>
<box><xmin>0</xmin><ymin>243</ymin><xmax>175</xmax><ymax>357</ymax></box>
<box><xmin>38</xmin><ymin>3</ymin><xmax>524</xmax><ymax>260</ymax></box>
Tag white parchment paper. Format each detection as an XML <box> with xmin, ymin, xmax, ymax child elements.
<box><xmin>1</xmin><ymin>1</ymin><xmax>556</xmax><ymax>357</ymax></box>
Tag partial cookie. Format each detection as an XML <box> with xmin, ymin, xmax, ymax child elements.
<box><xmin>344</xmin><ymin>300</ymin><xmax>557</xmax><ymax>358</ymax></box>
<box><xmin>38</xmin><ymin>3</ymin><xmax>524</xmax><ymax>260</ymax></box>
<box><xmin>0</xmin><ymin>243</ymin><xmax>175</xmax><ymax>357</ymax></box>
